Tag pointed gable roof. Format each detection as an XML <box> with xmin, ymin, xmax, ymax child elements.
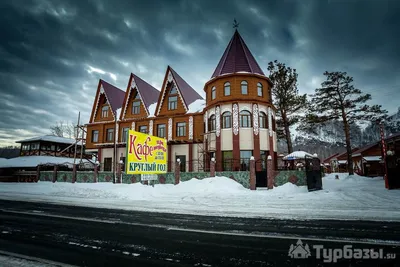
<box><xmin>89</xmin><ymin>79</ymin><xmax>125</xmax><ymax>123</ymax></box>
<box><xmin>211</xmin><ymin>29</ymin><xmax>265</xmax><ymax>79</ymax></box>
<box><xmin>120</xmin><ymin>73</ymin><xmax>160</xmax><ymax>119</ymax></box>
<box><xmin>169</xmin><ymin>67</ymin><xmax>203</xmax><ymax>106</ymax></box>
<box><xmin>156</xmin><ymin>66</ymin><xmax>203</xmax><ymax>116</ymax></box>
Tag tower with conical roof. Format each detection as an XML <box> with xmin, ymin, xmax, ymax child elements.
<box><xmin>203</xmin><ymin>29</ymin><xmax>277</xmax><ymax>177</ymax></box>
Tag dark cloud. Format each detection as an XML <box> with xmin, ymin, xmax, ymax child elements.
<box><xmin>0</xmin><ymin>0</ymin><xmax>399</xmax><ymax>146</ymax></box>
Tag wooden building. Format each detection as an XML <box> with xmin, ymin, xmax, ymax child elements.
<box><xmin>17</xmin><ymin>135</ymin><xmax>84</xmax><ymax>158</ymax></box>
<box><xmin>352</xmin><ymin>142</ymin><xmax>382</xmax><ymax>177</ymax></box>
<box><xmin>85</xmin><ymin>30</ymin><xmax>278</xmax><ymax>172</ymax></box>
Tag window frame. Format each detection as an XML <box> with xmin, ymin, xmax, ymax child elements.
<box><xmin>106</xmin><ymin>128</ymin><xmax>114</xmax><ymax>142</ymax></box>
<box><xmin>176</xmin><ymin>122</ymin><xmax>186</xmax><ymax>137</ymax></box>
<box><xmin>132</xmin><ymin>101</ymin><xmax>140</xmax><ymax>114</ymax></box>
<box><xmin>157</xmin><ymin>124</ymin><xmax>166</xmax><ymax>138</ymax></box>
<box><xmin>241</xmin><ymin>80</ymin><xmax>248</xmax><ymax>95</ymax></box>
<box><xmin>211</xmin><ymin>86</ymin><xmax>216</xmax><ymax>100</ymax></box>
<box><xmin>239</xmin><ymin>110</ymin><xmax>252</xmax><ymax>128</ymax></box>
<box><xmin>208</xmin><ymin>114</ymin><xmax>216</xmax><ymax>132</ymax></box>
<box><xmin>139</xmin><ymin>125</ymin><xmax>148</xmax><ymax>134</ymax></box>
<box><xmin>224</xmin><ymin>82</ymin><xmax>231</xmax><ymax>96</ymax></box>
<box><xmin>222</xmin><ymin>111</ymin><xmax>232</xmax><ymax>129</ymax></box>
<box><xmin>168</xmin><ymin>95</ymin><xmax>178</xmax><ymax>110</ymax></box>
<box><xmin>101</xmin><ymin>106</ymin><xmax>109</xmax><ymax>118</ymax></box>
<box><xmin>121</xmin><ymin>127</ymin><xmax>129</xmax><ymax>142</ymax></box>
<box><xmin>92</xmin><ymin>130</ymin><xmax>99</xmax><ymax>143</ymax></box>
<box><xmin>257</xmin><ymin>82</ymin><xmax>263</xmax><ymax>97</ymax></box>
<box><xmin>259</xmin><ymin>112</ymin><xmax>267</xmax><ymax>128</ymax></box>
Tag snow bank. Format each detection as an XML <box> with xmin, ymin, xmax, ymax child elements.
<box><xmin>0</xmin><ymin>173</ymin><xmax>399</xmax><ymax>221</ymax></box>
<box><xmin>0</xmin><ymin>156</ymin><xmax>93</xmax><ymax>168</ymax></box>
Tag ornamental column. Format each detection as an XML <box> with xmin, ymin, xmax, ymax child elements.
<box><xmin>232</xmin><ymin>103</ymin><xmax>240</xmax><ymax>171</ymax></box>
<box><xmin>252</xmin><ymin>104</ymin><xmax>261</xmax><ymax>170</ymax></box>
<box><xmin>215</xmin><ymin>106</ymin><xmax>222</xmax><ymax>171</ymax></box>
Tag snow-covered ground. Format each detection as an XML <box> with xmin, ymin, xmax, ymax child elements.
<box><xmin>0</xmin><ymin>173</ymin><xmax>399</xmax><ymax>221</ymax></box>
<box><xmin>0</xmin><ymin>254</ymin><xmax>68</xmax><ymax>267</ymax></box>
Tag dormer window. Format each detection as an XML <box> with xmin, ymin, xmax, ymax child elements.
<box><xmin>168</xmin><ymin>96</ymin><xmax>177</xmax><ymax>110</ymax></box>
<box><xmin>101</xmin><ymin>106</ymin><xmax>109</xmax><ymax>118</ymax></box>
<box><xmin>241</xmin><ymin>81</ymin><xmax>248</xmax><ymax>95</ymax></box>
<box><xmin>132</xmin><ymin>101</ymin><xmax>140</xmax><ymax>114</ymax></box>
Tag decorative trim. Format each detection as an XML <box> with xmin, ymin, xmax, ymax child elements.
<box><xmin>239</xmin><ymin>104</ymin><xmax>251</xmax><ymax>112</ymax></box>
<box><xmin>156</xmin><ymin>70</ymin><xmax>188</xmax><ymax>116</ymax></box>
<box><xmin>204</xmin><ymin>110</ymin><xmax>208</xmax><ymax>133</ymax></box>
<box><xmin>259</xmin><ymin>105</ymin><xmax>268</xmax><ymax>115</ymax></box>
<box><xmin>168</xmin><ymin>118</ymin><xmax>173</xmax><ymax>141</ymax></box>
<box><xmin>268</xmin><ymin>107</ymin><xmax>273</xmax><ymax>137</ymax></box>
<box><xmin>131</xmin><ymin>121</ymin><xmax>135</xmax><ymax>130</ymax></box>
<box><xmin>115</xmin><ymin>121</ymin><xmax>119</xmax><ymax>144</ymax></box>
<box><xmin>215</xmin><ymin>106</ymin><xmax>221</xmax><ymax>137</ymax></box>
<box><xmin>253</xmin><ymin>104</ymin><xmax>259</xmax><ymax>136</ymax></box>
<box><xmin>208</xmin><ymin>109</ymin><xmax>215</xmax><ymax>118</ymax></box>
<box><xmin>233</xmin><ymin>103</ymin><xmax>239</xmax><ymax>136</ymax></box>
<box><xmin>189</xmin><ymin>116</ymin><xmax>193</xmax><ymax>140</ymax></box>
<box><xmin>149</xmin><ymin>120</ymin><xmax>153</xmax><ymax>136</ymax></box>
<box><xmin>221</xmin><ymin>107</ymin><xmax>232</xmax><ymax>114</ymax></box>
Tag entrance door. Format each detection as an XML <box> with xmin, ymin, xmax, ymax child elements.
<box><xmin>255</xmin><ymin>159</ymin><xmax>268</xmax><ymax>187</ymax></box>
<box><xmin>386</xmin><ymin>155</ymin><xmax>400</xmax><ymax>189</ymax></box>
<box><xmin>176</xmin><ymin>155</ymin><xmax>186</xmax><ymax>172</ymax></box>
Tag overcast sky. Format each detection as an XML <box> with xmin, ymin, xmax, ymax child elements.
<box><xmin>0</xmin><ymin>0</ymin><xmax>399</xmax><ymax>146</ymax></box>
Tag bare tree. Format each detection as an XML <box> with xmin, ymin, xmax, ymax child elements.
<box><xmin>49</xmin><ymin>121</ymin><xmax>77</xmax><ymax>138</ymax></box>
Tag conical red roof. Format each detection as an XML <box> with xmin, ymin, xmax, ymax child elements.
<box><xmin>211</xmin><ymin>30</ymin><xmax>264</xmax><ymax>79</ymax></box>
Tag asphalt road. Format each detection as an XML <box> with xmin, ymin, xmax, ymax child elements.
<box><xmin>0</xmin><ymin>200</ymin><xmax>399</xmax><ymax>267</ymax></box>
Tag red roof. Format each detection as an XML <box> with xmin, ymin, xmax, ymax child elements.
<box><xmin>211</xmin><ymin>29</ymin><xmax>265</xmax><ymax>79</ymax></box>
<box><xmin>131</xmin><ymin>73</ymin><xmax>160</xmax><ymax>112</ymax></box>
<box><xmin>169</xmin><ymin>66</ymin><xmax>203</xmax><ymax>106</ymax></box>
<box><xmin>352</xmin><ymin>142</ymin><xmax>379</xmax><ymax>156</ymax></box>
<box><xmin>100</xmin><ymin>79</ymin><xmax>125</xmax><ymax>114</ymax></box>
<box><xmin>322</xmin><ymin>152</ymin><xmax>340</xmax><ymax>163</ymax></box>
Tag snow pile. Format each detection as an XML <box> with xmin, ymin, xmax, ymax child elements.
<box><xmin>16</xmin><ymin>135</ymin><xmax>80</xmax><ymax>145</ymax></box>
<box><xmin>187</xmin><ymin>99</ymin><xmax>205</xmax><ymax>114</ymax></box>
<box><xmin>147</xmin><ymin>103</ymin><xmax>157</xmax><ymax>117</ymax></box>
<box><xmin>0</xmin><ymin>174</ymin><xmax>399</xmax><ymax>221</ymax></box>
<box><xmin>282</xmin><ymin>151</ymin><xmax>316</xmax><ymax>160</ymax></box>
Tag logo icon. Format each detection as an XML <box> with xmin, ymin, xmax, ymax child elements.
<box><xmin>288</xmin><ymin>239</ymin><xmax>311</xmax><ymax>259</ymax></box>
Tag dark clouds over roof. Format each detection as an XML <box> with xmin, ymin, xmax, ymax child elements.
<box><xmin>0</xmin><ymin>0</ymin><xmax>399</xmax><ymax>146</ymax></box>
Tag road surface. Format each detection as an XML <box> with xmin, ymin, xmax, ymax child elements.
<box><xmin>0</xmin><ymin>200</ymin><xmax>399</xmax><ymax>266</ymax></box>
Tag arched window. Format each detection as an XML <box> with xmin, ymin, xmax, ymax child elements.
<box><xmin>259</xmin><ymin>112</ymin><xmax>267</xmax><ymax>128</ymax></box>
<box><xmin>241</xmin><ymin>81</ymin><xmax>248</xmax><ymax>95</ymax></box>
<box><xmin>257</xmin><ymin>82</ymin><xmax>263</xmax><ymax>97</ymax></box>
<box><xmin>211</xmin><ymin>86</ymin><xmax>216</xmax><ymax>100</ymax></box>
<box><xmin>208</xmin><ymin>114</ymin><xmax>216</xmax><ymax>131</ymax></box>
<box><xmin>239</xmin><ymin>110</ymin><xmax>252</xmax><ymax>128</ymax></box>
<box><xmin>101</xmin><ymin>106</ymin><xmax>109</xmax><ymax>118</ymax></box>
<box><xmin>224</xmin><ymin>82</ymin><xmax>230</xmax><ymax>96</ymax></box>
<box><xmin>222</xmin><ymin>111</ymin><xmax>232</xmax><ymax>128</ymax></box>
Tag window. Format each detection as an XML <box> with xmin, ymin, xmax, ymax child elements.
<box><xmin>139</xmin><ymin>125</ymin><xmax>148</xmax><ymax>133</ymax></box>
<box><xmin>170</xmin><ymin>86</ymin><xmax>178</xmax><ymax>94</ymax></box>
<box><xmin>106</xmin><ymin>128</ymin><xmax>114</xmax><ymax>142</ymax></box>
<box><xmin>31</xmin><ymin>143</ymin><xmax>39</xmax><ymax>150</ymax></box>
<box><xmin>132</xmin><ymin>101</ymin><xmax>140</xmax><ymax>114</ymax></box>
<box><xmin>211</xmin><ymin>86</ymin><xmax>216</xmax><ymax>100</ymax></box>
<box><xmin>22</xmin><ymin>144</ymin><xmax>30</xmax><ymax>151</ymax></box>
<box><xmin>259</xmin><ymin>112</ymin><xmax>267</xmax><ymax>128</ymax></box>
<box><xmin>101</xmin><ymin>106</ymin><xmax>109</xmax><ymax>118</ymax></box>
<box><xmin>121</xmin><ymin>127</ymin><xmax>129</xmax><ymax>142</ymax></box>
<box><xmin>222</xmin><ymin>151</ymin><xmax>233</xmax><ymax>171</ymax></box>
<box><xmin>157</xmin><ymin>124</ymin><xmax>166</xmax><ymax>138</ymax></box>
<box><xmin>208</xmin><ymin>115</ymin><xmax>216</xmax><ymax>131</ymax></box>
<box><xmin>240</xmin><ymin>150</ymin><xmax>253</xmax><ymax>171</ymax></box>
<box><xmin>257</xmin><ymin>82</ymin><xmax>263</xmax><ymax>97</ymax></box>
<box><xmin>241</xmin><ymin>81</ymin><xmax>248</xmax><ymax>95</ymax></box>
<box><xmin>224</xmin><ymin>82</ymin><xmax>230</xmax><ymax>96</ymax></box>
<box><xmin>222</xmin><ymin>111</ymin><xmax>232</xmax><ymax>128</ymax></box>
<box><xmin>92</xmin><ymin>130</ymin><xmax>99</xmax><ymax>142</ymax></box>
<box><xmin>240</xmin><ymin>110</ymin><xmax>252</xmax><ymax>127</ymax></box>
<box><xmin>176</xmin><ymin>122</ymin><xmax>186</xmax><ymax>137</ymax></box>
<box><xmin>168</xmin><ymin>96</ymin><xmax>177</xmax><ymax>110</ymax></box>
